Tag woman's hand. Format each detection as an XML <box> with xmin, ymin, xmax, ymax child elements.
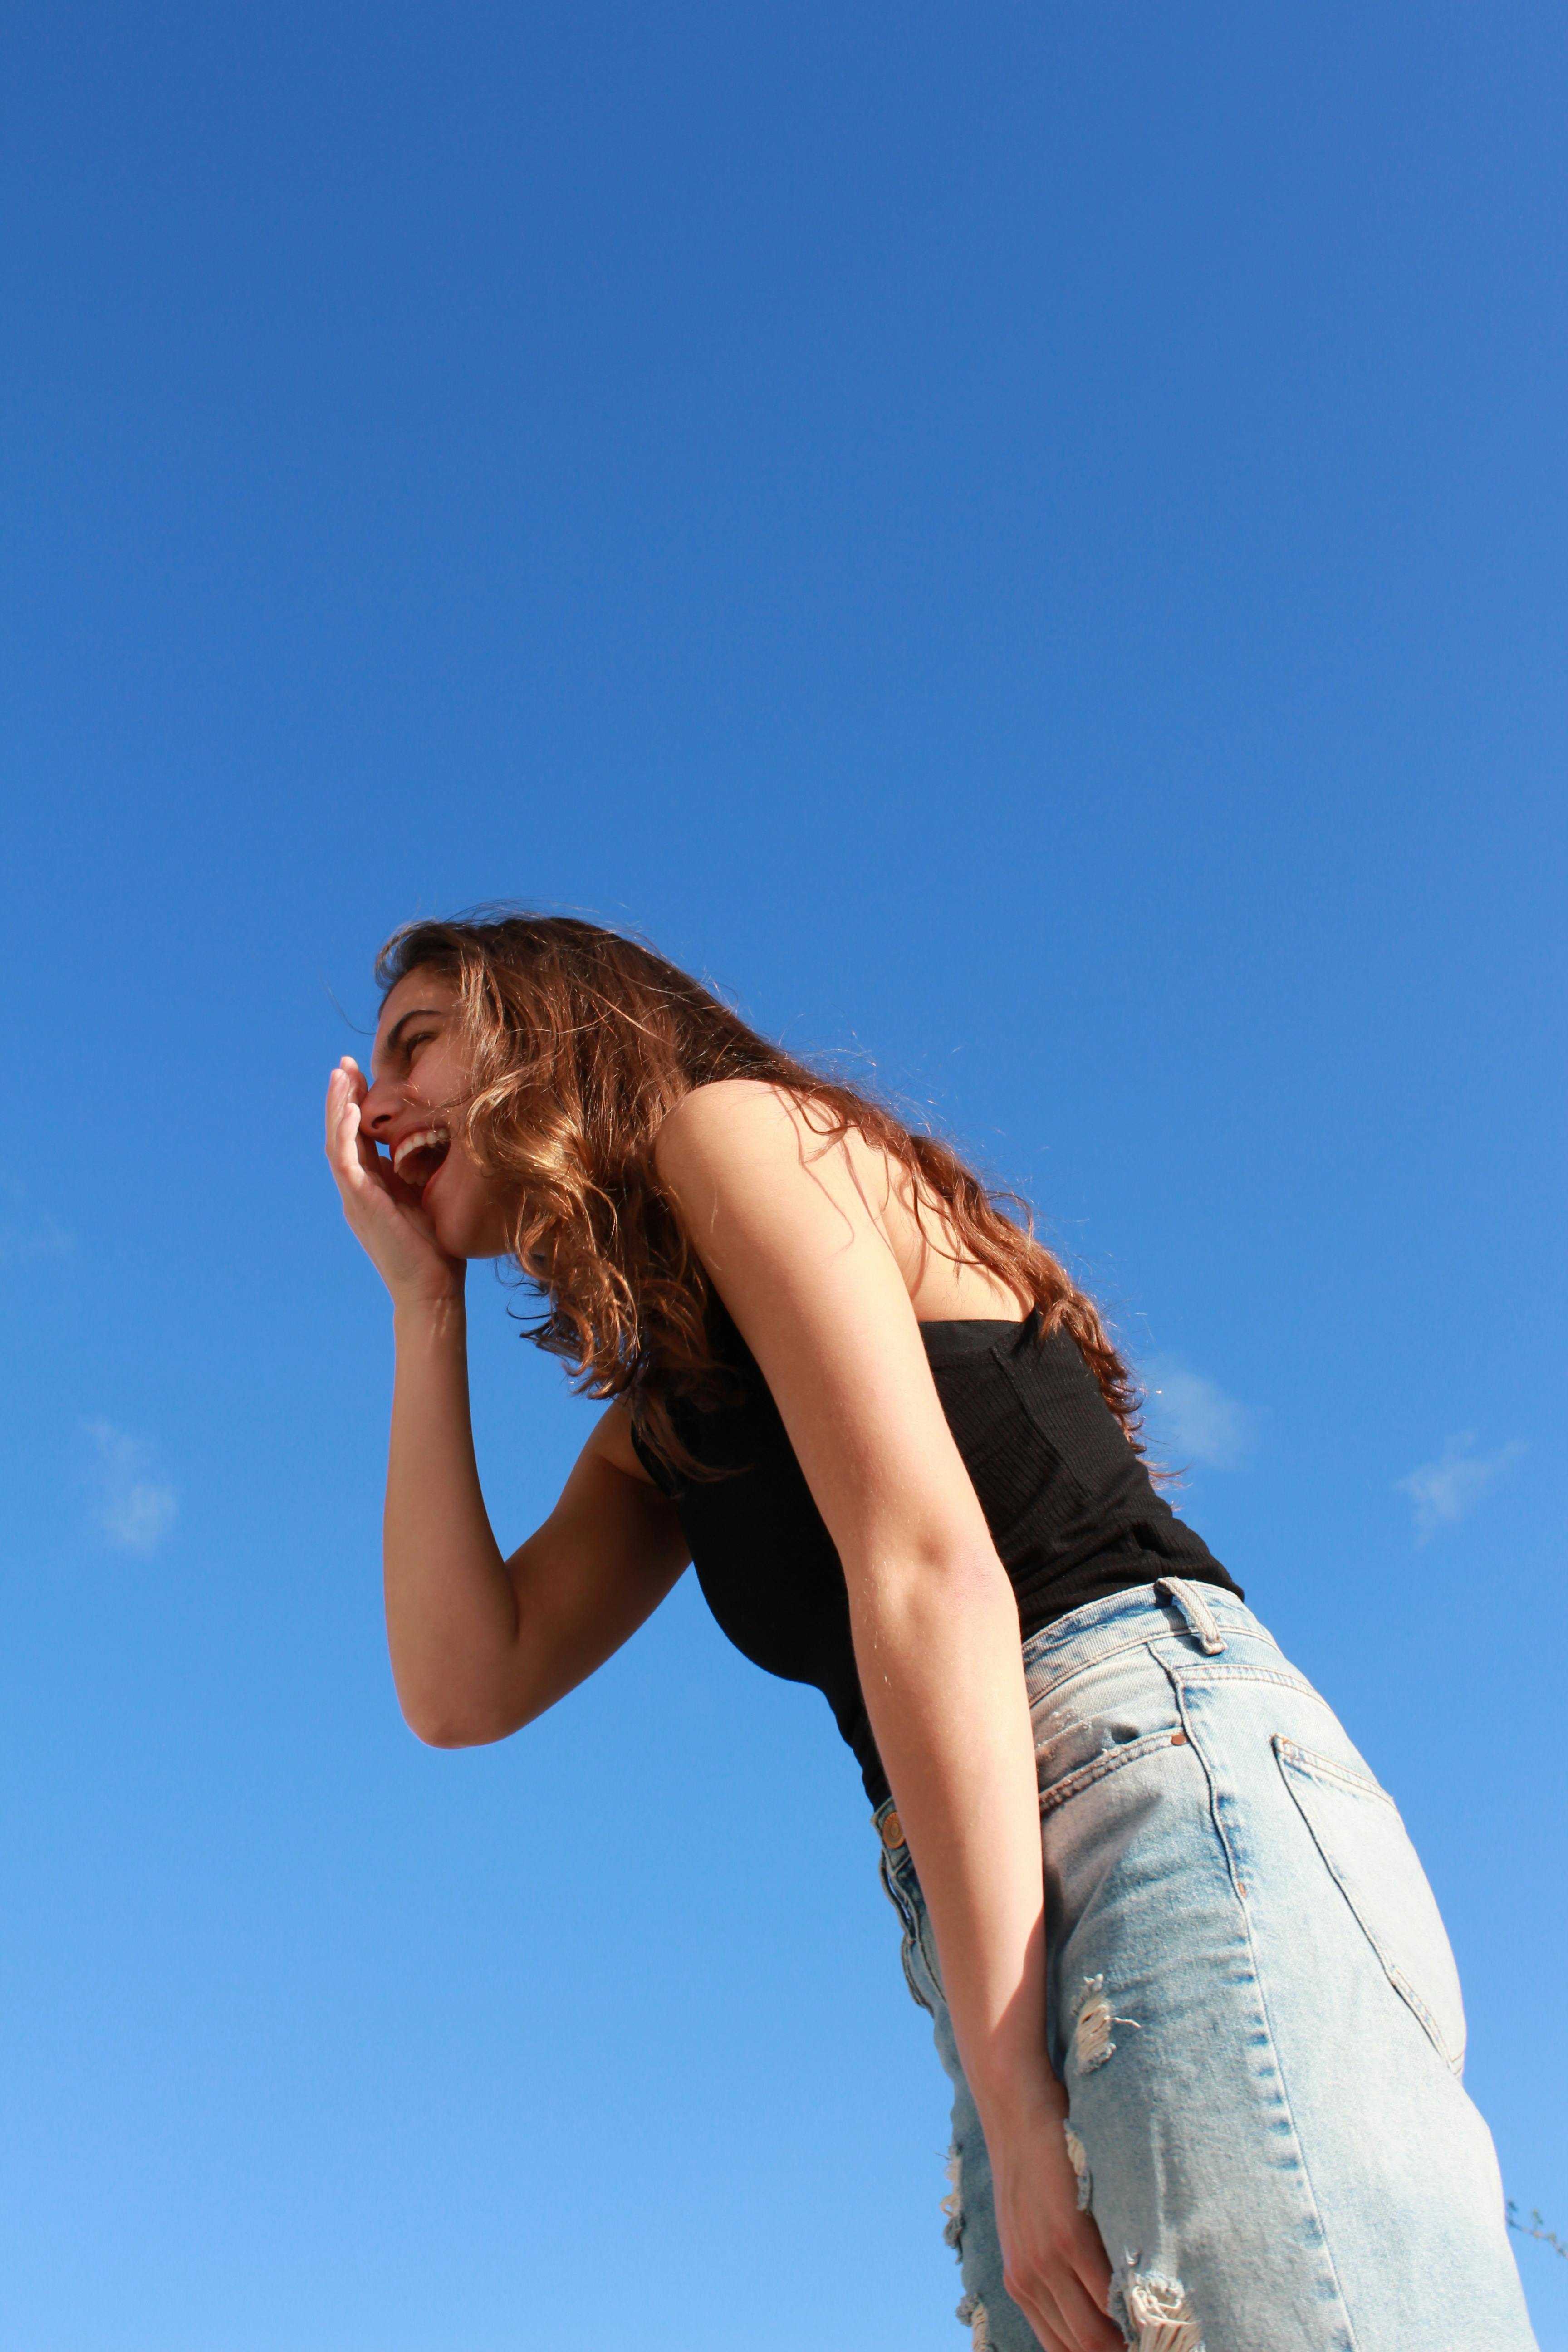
<box><xmin>325</xmin><ymin>1057</ymin><xmax>464</xmax><ymax>1307</ymax></box>
<box><xmin>986</xmin><ymin>2073</ymin><xmax>1120</xmax><ymax>2352</ymax></box>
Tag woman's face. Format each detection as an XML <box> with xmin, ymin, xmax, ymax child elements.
<box><xmin>361</xmin><ymin>968</ymin><xmax>512</xmax><ymax>1260</ymax></box>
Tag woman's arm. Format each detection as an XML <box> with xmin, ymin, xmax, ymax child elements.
<box><xmin>385</xmin><ymin>1297</ymin><xmax>687</xmax><ymax>1743</ymax></box>
<box><xmin>654</xmin><ymin>1083</ymin><xmax>1120</xmax><ymax>2352</ymax></box>
<box><xmin>327</xmin><ymin>1062</ymin><xmax>689</xmax><ymax>1747</ymax></box>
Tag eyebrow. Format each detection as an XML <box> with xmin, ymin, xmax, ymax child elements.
<box><xmin>375</xmin><ymin>1005</ymin><xmax>447</xmax><ymax>1070</ymax></box>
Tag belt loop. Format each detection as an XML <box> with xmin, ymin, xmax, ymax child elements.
<box><xmin>1156</xmin><ymin>1576</ymin><xmax>1227</xmax><ymax>1656</ymax></box>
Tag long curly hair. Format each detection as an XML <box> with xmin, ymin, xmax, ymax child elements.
<box><xmin>376</xmin><ymin>910</ymin><xmax>1144</xmax><ymax>1470</ymax></box>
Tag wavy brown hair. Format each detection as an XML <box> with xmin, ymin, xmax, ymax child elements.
<box><xmin>376</xmin><ymin>911</ymin><xmax>1143</xmax><ymax>1469</ymax></box>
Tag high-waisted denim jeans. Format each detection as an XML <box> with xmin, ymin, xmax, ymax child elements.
<box><xmin>875</xmin><ymin>1579</ymin><xmax>1537</xmax><ymax>2352</ymax></box>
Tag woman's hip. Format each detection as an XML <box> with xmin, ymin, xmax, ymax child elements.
<box><xmin>1020</xmin><ymin>1582</ymin><xmax>1468</xmax><ymax>2083</ymax></box>
<box><xmin>1013</xmin><ymin>1579</ymin><xmax>1533</xmax><ymax>2347</ymax></box>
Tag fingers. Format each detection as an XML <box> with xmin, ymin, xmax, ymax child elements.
<box><xmin>1066</xmin><ymin>2218</ymin><xmax>1118</xmax><ymax>2352</ymax></box>
<box><xmin>1008</xmin><ymin>2276</ymin><xmax>1078</xmax><ymax>2352</ymax></box>
<box><xmin>990</xmin><ymin>2106</ymin><xmax>1122</xmax><ymax>2352</ymax></box>
<box><xmin>326</xmin><ymin>1062</ymin><xmax>380</xmax><ymax>1199</ymax></box>
<box><xmin>325</xmin><ymin>1068</ymin><xmax>359</xmax><ymax>1171</ymax></box>
<box><xmin>1013</xmin><ymin>2292</ymin><xmax>1072</xmax><ymax>2352</ymax></box>
<box><xmin>338</xmin><ymin>1058</ymin><xmax>389</xmax><ymax>1183</ymax></box>
<box><xmin>325</xmin><ymin>1060</ymin><xmax>353</xmax><ymax>1145</ymax></box>
<box><xmin>325</xmin><ymin>1057</ymin><xmax>365</xmax><ymax>1114</ymax></box>
<box><xmin>1008</xmin><ymin>2238</ymin><xmax>1120</xmax><ymax>2352</ymax></box>
<box><xmin>1017</xmin><ymin>2285</ymin><xmax>1112</xmax><ymax>2352</ymax></box>
<box><xmin>1039</xmin><ymin>2240</ymin><xmax>1117</xmax><ymax>2352</ymax></box>
<box><xmin>1056</xmin><ymin>2272</ymin><xmax>1122</xmax><ymax>2352</ymax></box>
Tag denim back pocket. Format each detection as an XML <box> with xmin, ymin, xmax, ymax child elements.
<box><xmin>1037</xmin><ymin>1725</ymin><xmax>1189</xmax><ymax>1818</ymax></box>
<box><xmin>1274</xmin><ymin>1736</ymin><xmax>1466</xmax><ymax>2074</ymax></box>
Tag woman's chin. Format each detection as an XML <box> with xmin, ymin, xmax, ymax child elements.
<box><xmin>428</xmin><ymin>1216</ymin><xmax>472</xmax><ymax>1261</ymax></box>
<box><xmin>429</xmin><ymin>1207</ymin><xmax>506</xmax><ymax>1263</ymax></box>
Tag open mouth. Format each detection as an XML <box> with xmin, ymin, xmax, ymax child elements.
<box><xmin>391</xmin><ymin>1127</ymin><xmax>451</xmax><ymax>1196</ymax></box>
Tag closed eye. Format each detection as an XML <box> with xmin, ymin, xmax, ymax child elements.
<box><xmin>377</xmin><ymin>1003</ymin><xmax>450</xmax><ymax>1077</ymax></box>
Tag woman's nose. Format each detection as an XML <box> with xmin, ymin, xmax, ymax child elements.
<box><xmin>361</xmin><ymin>1073</ymin><xmax>399</xmax><ymax>1134</ymax></box>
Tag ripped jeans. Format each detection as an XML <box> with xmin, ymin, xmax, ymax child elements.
<box><xmin>875</xmin><ymin>1580</ymin><xmax>1538</xmax><ymax>2352</ymax></box>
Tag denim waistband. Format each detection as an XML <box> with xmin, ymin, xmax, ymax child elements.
<box><xmin>1019</xmin><ymin>1578</ymin><xmax>1277</xmax><ymax>1693</ymax></box>
<box><xmin>871</xmin><ymin>1580</ymin><xmax>1280</xmax><ymax>1838</ymax></box>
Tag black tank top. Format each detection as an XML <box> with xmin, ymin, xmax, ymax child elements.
<box><xmin>631</xmin><ymin>1306</ymin><xmax>1240</xmax><ymax>1807</ymax></box>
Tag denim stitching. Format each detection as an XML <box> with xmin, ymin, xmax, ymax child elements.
<box><xmin>1167</xmin><ymin>1661</ymin><xmax>1321</xmax><ymax>1699</ymax></box>
<box><xmin>1021</xmin><ymin>1591</ymin><xmax>1277</xmax><ymax>1682</ymax></box>
<box><xmin>1274</xmin><ymin>1736</ymin><xmax>1394</xmax><ymax>1807</ymax></box>
<box><xmin>914</xmin><ymin>1883</ymin><xmax>946</xmax><ymax>2001</ymax></box>
<box><xmin>1027</xmin><ymin>1622</ymin><xmax>1258</xmax><ymax>1684</ymax></box>
<box><xmin>1164</xmin><ymin>1687</ymin><xmax>1364</xmax><ymax>2348</ymax></box>
<box><xmin>1039</xmin><ymin>1727</ymin><xmax>1187</xmax><ymax>1818</ymax></box>
<box><xmin>1221</xmin><ymin>1886</ymin><xmax>1365</xmax><ymax>2346</ymax></box>
<box><xmin>1274</xmin><ymin>1738</ymin><xmax>1464</xmax><ymax>2073</ymax></box>
<box><xmin>878</xmin><ymin>1847</ymin><xmax>936</xmax><ymax>2014</ymax></box>
<box><xmin>882</xmin><ymin>1844</ymin><xmax>947</xmax><ymax>2007</ymax></box>
<box><xmin>1026</xmin><ymin>1630</ymin><xmax>1290</xmax><ymax>1715</ymax></box>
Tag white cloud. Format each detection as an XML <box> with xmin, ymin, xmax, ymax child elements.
<box><xmin>85</xmin><ymin>1421</ymin><xmax>179</xmax><ymax>1556</ymax></box>
<box><xmin>1396</xmin><ymin>1432</ymin><xmax>1526</xmax><ymax>1542</ymax></box>
<box><xmin>1141</xmin><ymin>1359</ymin><xmax>1254</xmax><ymax>1471</ymax></box>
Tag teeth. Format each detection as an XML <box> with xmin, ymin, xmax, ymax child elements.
<box><xmin>392</xmin><ymin>1128</ymin><xmax>449</xmax><ymax>1177</ymax></box>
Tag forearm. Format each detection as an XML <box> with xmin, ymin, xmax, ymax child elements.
<box><xmin>851</xmin><ymin>1551</ymin><xmax>1058</xmax><ymax>2133</ymax></box>
<box><xmin>384</xmin><ymin>1293</ymin><xmax>519</xmax><ymax>1740</ymax></box>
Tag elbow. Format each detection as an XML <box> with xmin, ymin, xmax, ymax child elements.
<box><xmin>398</xmin><ymin>1684</ymin><xmax>531</xmax><ymax>1749</ymax></box>
<box><xmin>859</xmin><ymin>1535</ymin><xmax>1011</xmax><ymax>1604</ymax></box>
<box><xmin>847</xmin><ymin>1536</ymin><xmax>1019</xmax><ymax>1635</ymax></box>
<box><xmin>406</xmin><ymin>1708</ymin><xmax>482</xmax><ymax>1750</ymax></box>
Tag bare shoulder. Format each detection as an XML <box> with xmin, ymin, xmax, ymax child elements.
<box><xmin>653</xmin><ymin>1078</ymin><xmax>831</xmax><ymax>1181</ymax></box>
<box><xmin>656</xmin><ymin>1076</ymin><xmax>804</xmax><ymax>1145</ymax></box>
<box><xmin>652</xmin><ymin>1078</ymin><xmax>899</xmax><ymax>1321</ymax></box>
<box><xmin>653</xmin><ymin>1079</ymin><xmax>1022</xmax><ymax>1325</ymax></box>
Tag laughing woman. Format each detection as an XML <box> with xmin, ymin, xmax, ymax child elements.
<box><xmin>325</xmin><ymin>911</ymin><xmax>1534</xmax><ymax>2352</ymax></box>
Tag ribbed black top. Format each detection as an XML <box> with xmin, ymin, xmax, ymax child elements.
<box><xmin>632</xmin><ymin>1307</ymin><xmax>1240</xmax><ymax>1807</ymax></box>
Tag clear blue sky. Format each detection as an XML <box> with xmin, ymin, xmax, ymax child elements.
<box><xmin>3</xmin><ymin>6</ymin><xmax>1564</xmax><ymax>2347</ymax></box>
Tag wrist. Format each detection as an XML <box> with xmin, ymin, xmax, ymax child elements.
<box><xmin>392</xmin><ymin>1286</ymin><xmax>468</xmax><ymax>1338</ymax></box>
<box><xmin>967</xmin><ymin>2048</ymin><xmax>1066</xmax><ymax>2141</ymax></box>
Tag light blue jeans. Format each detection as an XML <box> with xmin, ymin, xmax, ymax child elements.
<box><xmin>875</xmin><ymin>1580</ymin><xmax>1537</xmax><ymax>2352</ymax></box>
